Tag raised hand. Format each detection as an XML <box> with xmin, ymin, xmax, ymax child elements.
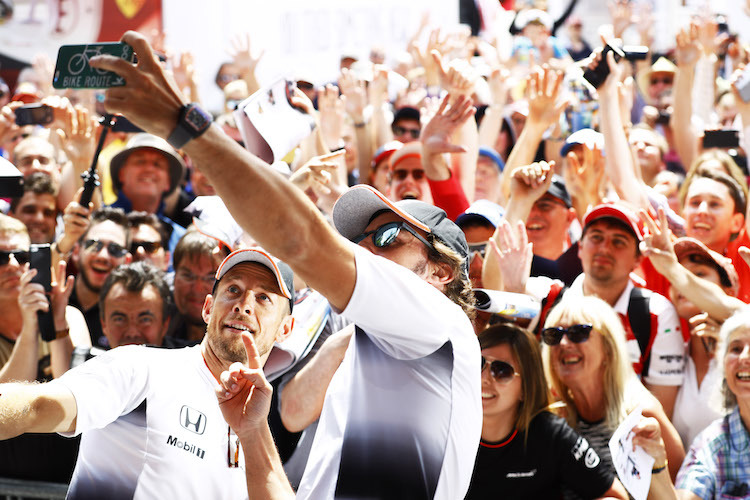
<box><xmin>317</xmin><ymin>84</ymin><xmax>345</xmax><ymax>150</ymax></box>
<box><xmin>431</xmin><ymin>50</ymin><xmax>476</xmax><ymax>99</ymax></box>
<box><xmin>509</xmin><ymin>161</ymin><xmax>555</xmax><ymax>205</ymax></box>
<box><xmin>675</xmin><ymin>23</ymin><xmax>702</xmax><ymax>67</ymax></box>
<box><xmin>90</xmin><ymin>31</ymin><xmax>187</xmax><ymax>138</ymax></box>
<box><xmin>228</xmin><ymin>33</ymin><xmax>265</xmax><ymax>74</ymax></box>
<box><xmin>526</xmin><ymin>65</ymin><xmax>567</xmax><ymax>130</ymax></box>
<box><xmin>339</xmin><ymin>69</ymin><xmax>368</xmax><ymax>123</ymax></box>
<box><xmin>420</xmin><ymin>94</ymin><xmax>474</xmax><ymax>157</ymax></box>
<box><xmin>638</xmin><ymin>207</ymin><xmax>678</xmax><ymax>274</ymax></box>
<box><xmin>57</xmin><ymin>105</ymin><xmax>98</xmax><ymax>171</ymax></box>
<box><xmin>57</xmin><ymin>188</ymin><xmax>93</xmax><ymax>257</ymax></box>
<box><xmin>564</xmin><ymin>144</ymin><xmax>605</xmax><ymax>206</ymax></box>
<box><xmin>215</xmin><ymin>332</ymin><xmax>273</xmax><ymax>439</ymax></box>
<box><xmin>50</xmin><ymin>261</ymin><xmax>75</xmax><ymax>330</ymax></box>
<box><xmin>485</xmin><ymin>220</ymin><xmax>533</xmax><ymax>293</ymax></box>
<box><xmin>18</xmin><ymin>266</ymin><xmax>48</xmax><ymax>325</ymax></box>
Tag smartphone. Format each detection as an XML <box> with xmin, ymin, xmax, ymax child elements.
<box><xmin>30</xmin><ymin>244</ymin><xmax>56</xmax><ymax>341</ymax></box>
<box><xmin>703</xmin><ymin>129</ymin><xmax>740</xmax><ymax>149</ymax></box>
<box><xmin>53</xmin><ymin>42</ymin><xmax>135</xmax><ymax>89</ymax></box>
<box><xmin>15</xmin><ymin>104</ymin><xmax>54</xmax><ymax>126</ymax></box>
<box><xmin>111</xmin><ymin>115</ymin><xmax>143</xmax><ymax>133</ymax></box>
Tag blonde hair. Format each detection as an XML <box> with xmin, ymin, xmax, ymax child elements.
<box><xmin>716</xmin><ymin>307</ymin><xmax>750</xmax><ymax>411</ymax></box>
<box><xmin>542</xmin><ymin>295</ymin><xmax>639</xmax><ymax>431</ymax></box>
<box><xmin>0</xmin><ymin>213</ymin><xmax>30</xmax><ymax>241</ymax></box>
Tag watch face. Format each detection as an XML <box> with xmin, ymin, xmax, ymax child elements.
<box><xmin>185</xmin><ymin>106</ymin><xmax>211</xmax><ymax>132</ymax></box>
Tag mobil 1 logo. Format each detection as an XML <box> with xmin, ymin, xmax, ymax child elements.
<box><xmin>53</xmin><ymin>42</ymin><xmax>134</xmax><ymax>89</ymax></box>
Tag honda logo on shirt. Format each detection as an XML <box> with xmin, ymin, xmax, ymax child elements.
<box><xmin>180</xmin><ymin>405</ymin><xmax>207</xmax><ymax>435</ymax></box>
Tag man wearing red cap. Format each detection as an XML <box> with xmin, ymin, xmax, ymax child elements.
<box><xmin>532</xmin><ymin>203</ymin><xmax>684</xmax><ymax>418</ymax></box>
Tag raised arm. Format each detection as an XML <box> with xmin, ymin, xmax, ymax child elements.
<box><xmin>639</xmin><ymin>208</ymin><xmax>744</xmax><ymax>322</ymax></box>
<box><xmin>671</xmin><ymin>23</ymin><xmax>701</xmax><ymax>171</ymax></box>
<box><xmin>596</xmin><ymin>48</ymin><xmax>650</xmax><ymax>210</ymax></box>
<box><xmin>91</xmin><ymin>32</ymin><xmax>356</xmax><ymax>312</ymax></box>
<box><xmin>280</xmin><ymin>324</ymin><xmax>353</xmax><ymax>432</ymax></box>
<box><xmin>501</xmin><ymin>66</ymin><xmax>566</xmax><ymax>201</ymax></box>
<box><xmin>0</xmin><ymin>381</ymin><xmax>77</xmax><ymax>439</ymax></box>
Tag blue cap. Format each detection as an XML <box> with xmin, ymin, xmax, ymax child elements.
<box><xmin>456</xmin><ymin>200</ymin><xmax>505</xmax><ymax>228</ymax></box>
<box><xmin>478</xmin><ymin>146</ymin><xmax>505</xmax><ymax>172</ymax></box>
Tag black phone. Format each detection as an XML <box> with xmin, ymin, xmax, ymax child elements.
<box><xmin>583</xmin><ymin>44</ymin><xmax>624</xmax><ymax>89</ymax></box>
<box><xmin>15</xmin><ymin>104</ymin><xmax>54</xmax><ymax>126</ymax></box>
<box><xmin>111</xmin><ymin>115</ymin><xmax>143</xmax><ymax>133</ymax></box>
<box><xmin>703</xmin><ymin>129</ymin><xmax>740</xmax><ymax>149</ymax></box>
<box><xmin>30</xmin><ymin>244</ymin><xmax>56</xmax><ymax>341</ymax></box>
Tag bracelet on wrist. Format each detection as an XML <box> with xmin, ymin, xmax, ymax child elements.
<box><xmin>54</xmin><ymin>327</ymin><xmax>70</xmax><ymax>340</ymax></box>
<box><xmin>652</xmin><ymin>459</ymin><xmax>668</xmax><ymax>474</ymax></box>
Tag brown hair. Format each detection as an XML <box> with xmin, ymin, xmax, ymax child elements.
<box><xmin>479</xmin><ymin>323</ymin><xmax>551</xmax><ymax>441</ymax></box>
<box><xmin>428</xmin><ymin>236</ymin><xmax>476</xmax><ymax>320</ymax></box>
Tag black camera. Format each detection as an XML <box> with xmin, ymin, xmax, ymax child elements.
<box><xmin>583</xmin><ymin>44</ymin><xmax>649</xmax><ymax>89</ymax></box>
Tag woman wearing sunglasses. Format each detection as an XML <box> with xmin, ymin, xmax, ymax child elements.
<box><xmin>465</xmin><ymin>323</ymin><xmax>628</xmax><ymax>499</ymax></box>
<box><xmin>543</xmin><ymin>296</ymin><xmax>685</xmax><ymax>485</ymax></box>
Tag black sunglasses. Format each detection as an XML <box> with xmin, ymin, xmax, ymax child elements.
<box><xmin>391</xmin><ymin>169</ymin><xmax>425</xmax><ymax>181</ymax></box>
<box><xmin>481</xmin><ymin>357</ymin><xmax>519</xmax><ymax>383</ymax></box>
<box><xmin>83</xmin><ymin>239</ymin><xmax>128</xmax><ymax>258</ymax></box>
<box><xmin>0</xmin><ymin>249</ymin><xmax>30</xmax><ymax>266</ymax></box>
<box><xmin>131</xmin><ymin>241</ymin><xmax>162</xmax><ymax>255</ymax></box>
<box><xmin>392</xmin><ymin>124</ymin><xmax>421</xmax><ymax>139</ymax></box>
<box><xmin>352</xmin><ymin>221</ymin><xmax>434</xmax><ymax>251</ymax></box>
<box><xmin>541</xmin><ymin>324</ymin><xmax>594</xmax><ymax>346</ymax></box>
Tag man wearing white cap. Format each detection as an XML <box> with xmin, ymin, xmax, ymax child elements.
<box><xmin>89</xmin><ymin>31</ymin><xmax>482</xmax><ymax>500</ymax></box>
<box><xmin>0</xmin><ymin>248</ymin><xmax>295</xmax><ymax>499</ymax></box>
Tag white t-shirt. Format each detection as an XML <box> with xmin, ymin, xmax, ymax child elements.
<box><xmin>673</xmin><ymin>355</ymin><xmax>722</xmax><ymax>449</ymax></box>
<box><xmin>51</xmin><ymin>345</ymin><xmax>248</xmax><ymax>500</ymax></box>
<box><xmin>296</xmin><ymin>244</ymin><xmax>482</xmax><ymax>500</ymax></box>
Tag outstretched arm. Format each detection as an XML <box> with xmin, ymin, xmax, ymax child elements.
<box><xmin>0</xmin><ymin>382</ymin><xmax>77</xmax><ymax>440</ymax></box>
<box><xmin>91</xmin><ymin>31</ymin><xmax>356</xmax><ymax>312</ymax></box>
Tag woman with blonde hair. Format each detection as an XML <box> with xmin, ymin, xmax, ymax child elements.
<box><xmin>542</xmin><ymin>295</ymin><xmax>685</xmax><ymax>483</ymax></box>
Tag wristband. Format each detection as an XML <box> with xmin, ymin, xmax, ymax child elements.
<box><xmin>652</xmin><ymin>459</ymin><xmax>668</xmax><ymax>474</ymax></box>
<box><xmin>55</xmin><ymin>327</ymin><xmax>70</xmax><ymax>340</ymax></box>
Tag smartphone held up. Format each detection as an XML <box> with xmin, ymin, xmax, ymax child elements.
<box><xmin>53</xmin><ymin>42</ymin><xmax>134</xmax><ymax>89</ymax></box>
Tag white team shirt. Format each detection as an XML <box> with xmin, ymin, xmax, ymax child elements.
<box><xmin>296</xmin><ymin>243</ymin><xmax>482</xmax><ymax>500</ymax></box>
<box><xmin>51</xmin><ymin>345</ymin><xmax>248</xmax><ymax>500</ymax></box>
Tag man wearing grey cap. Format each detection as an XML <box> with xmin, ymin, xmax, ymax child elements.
<box><xmin>90</xmin><ymin>31</ymin><xmax>481</xmax><ymax>500</ymax></box>
<box><xmin>0</xmin><ymin>248</ymin><xmax>296</xmax><ymax>499</ymax></box>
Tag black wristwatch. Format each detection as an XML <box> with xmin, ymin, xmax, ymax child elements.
<box><xmin>167</xmin><ymin>103</ymin><xmax>213</xmax><ymax>149</ymax></box>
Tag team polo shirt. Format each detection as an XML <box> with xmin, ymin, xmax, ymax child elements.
<box><xmin>52</xmin><ymin>345</ymin><xmax>248</xmax><ymax>500</ymax></box>
<box><xmin>296</xmin><ymin>244</ymin><xmax>482</xmax><ymax>500</ymax></box>
<box><xmin>529</xmin><ymin>275</ymin><xmax>685</xmax><ymax>385</ymax></box>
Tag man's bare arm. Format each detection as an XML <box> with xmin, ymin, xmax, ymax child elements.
<box><xmin>91</xmin><ymin>31</ymin><xmax>357</xmax><ymax>311</ymax></box>
<box><xmin>280</xmin><ymin>325</ymin><xmax>354</xmax><ymax>433</ymax></box>
<box><xmin>0</xmin><ymin>382</ymin><xmax>77</xmax><ymax>439</ymax></box>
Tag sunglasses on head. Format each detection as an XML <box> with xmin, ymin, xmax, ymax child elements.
<box><xmin>650</xmin><ymin>77</ymin><xmax>673</xmax><ymax>86</ymax></box>
<box><xmin>131</xmin><ymin>241</ymin><xmax>162</xmax><ymax>255</ymax></box>
<box><xmin>83</xmin><ymin>239</ymin><xmax>128</xmax><ymax>258</ymax></box>
<box><xmin>352</xmin><ymin>221</ymin><xmax>434</xmax><ymax>251</ymax></box>
<box><xmin>541</xmin><ymin>324</ymin><xmax>593</xmax><ymax>346</ymax></box>
<box><xmin>392</xmin><ymin>125</ymin><xmax>420</xmax><ymax>139</ymax></box>
<box><xmin>481</xmin><ymin>357</ymin><xmax>520</xmax><ymax>383</ymax></box>
<box><xmin>0</xmin><ymin>249</ymin><xmax>30</xmax><ymax>266</ymax></box>
<box><xmin>391</xmin><ymin>168</ymin><xmax>425</xmax><ymax>181</ymax></box>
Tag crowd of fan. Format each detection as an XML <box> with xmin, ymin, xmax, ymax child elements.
<box><xmin>1</xmin><ymin>0</ymin><xmax>750</xmax><ymax>498</ymax></box>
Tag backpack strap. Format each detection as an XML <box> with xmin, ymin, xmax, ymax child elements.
<box><xmin>627</xmin><ymin>286</ymin><xmax>656</xmax><ymax>378</ymax></box>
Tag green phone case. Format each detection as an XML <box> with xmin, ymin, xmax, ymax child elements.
<box><xmin>53</xmin><ymin>43</ymin><xmax>134</xmax><ymax>89</ymax></box>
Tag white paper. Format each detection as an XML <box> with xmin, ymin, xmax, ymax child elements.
<box><xmin>235</xmin><ymin>78</ymin><xmax>315</xmax><ymax>164</ymax></box>
<box><xmin>608</xmin><ymin>407</ymin><xmax>656</xmax><ymax>500</ymax></box>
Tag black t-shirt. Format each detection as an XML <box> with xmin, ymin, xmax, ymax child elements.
<box><xmin>465</xmin><ymin>411</ymin><xmax>615</xmax><ymax>500</ymax></box>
